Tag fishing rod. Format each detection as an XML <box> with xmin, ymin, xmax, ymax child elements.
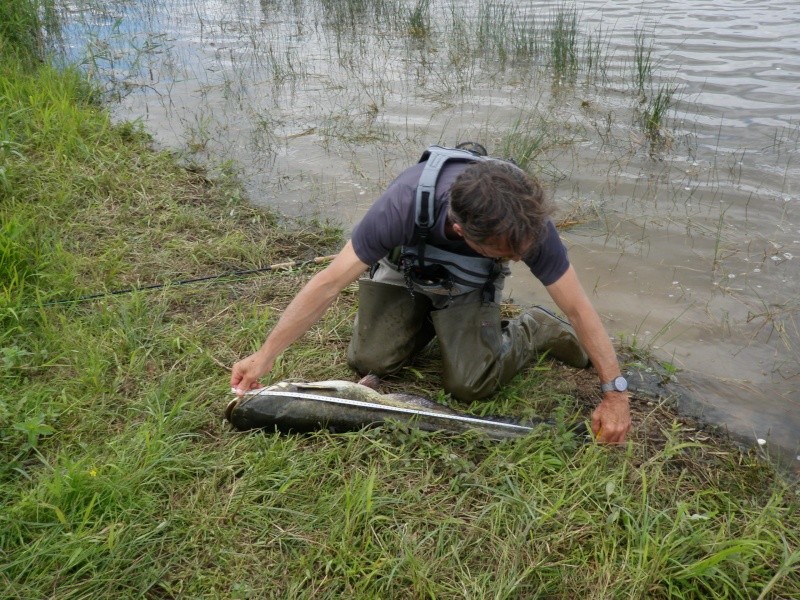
<box><xmin>41</xmin><ymin>254</ymin><xmax>338</xmax><ymax>307</ymax></box>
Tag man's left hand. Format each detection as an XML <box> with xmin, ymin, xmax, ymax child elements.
<box><xmin>591</xmin><ymin>393</ymin><xmax>631</xmax><ymax>444</ymax></box>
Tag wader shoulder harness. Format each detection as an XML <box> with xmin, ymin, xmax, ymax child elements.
<box><xmin>396</xmin><ymin>144</ymin><xmax>515</xmax><ymax>301</ymax></box>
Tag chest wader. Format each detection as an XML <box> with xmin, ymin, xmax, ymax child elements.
<box><xmin>346</xmin><ymin>277</ymin><xmax>437</xmax><ymax>377</ymax></box>
<box><xmin>348</xmin><ymin>280</ymin><xmax>589</xmax><ymax>402</ymax></box>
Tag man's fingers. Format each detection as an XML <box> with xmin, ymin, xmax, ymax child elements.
<box><xmin>599</xmin><ymin>423</ymin><xmax>629</xmax><ymax>444</ymax></box>
<box><xmin>591</xmin><ymin>412</ymin><xmax>602</xmax><ymax>436</ymax></box>
<box><xmin>232</xmin><ymin>376</ymin><xmax>261</xmax><ymax>396</ymax></box>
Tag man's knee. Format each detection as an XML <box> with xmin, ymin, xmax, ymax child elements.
<box><xmin>346</xmin><ymin>347</ymin><xmax>405</xmax><ymax>378</ymax></box>
<box><xmin>442</xmin><ymin>373</ymin><xmax>498</xmax><ymax>403</ymax></box>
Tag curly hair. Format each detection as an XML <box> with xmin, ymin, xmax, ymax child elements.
<box><xmin>449</xmin><ymin>160</ymin><xmax>555</xmax><ymax>255</ymax></box>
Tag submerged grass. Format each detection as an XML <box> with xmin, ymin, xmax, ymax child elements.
<box><xmin>407</xmin><ymin>0</ymin><xmax>432</xmax><ymax>39</ymax></box>
<box><xmin>550</xmin><ymin>4</ymin><xmax>579</xmax><ymax>82</ymax></box>
<box><xmin>642</xmin><ymin>83</ymin><xmax>677</xmax><ymax>145</ymax></box>
<box><xmin>2</xmin><ymin>4</ymin><xmax>799</xmax><ymax>599</ymax></box>
<box><xmin>633</xmin><ymin>25</ymin><xmax>655</xmax><ymax>96</ymax></box>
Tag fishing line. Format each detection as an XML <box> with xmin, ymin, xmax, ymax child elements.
<box><xmin>40</xmin><ymin>254</ymin><xmax>337</xmax><ymax>307</ymax></box>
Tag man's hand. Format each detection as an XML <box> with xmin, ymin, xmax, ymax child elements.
<box><xmin>227</xmin><ymin>241</ymin><xmax>370</xmax><ymax>398</ymax></box>
<box><xmin>591</xmin><ymin>392</ymin><xmax>631</xmax><ymax>444</ymax></box>
<box><xmin>230</xmin><ymin>350</ymin><xmax>273</xmax><ymax>396</ymax></box>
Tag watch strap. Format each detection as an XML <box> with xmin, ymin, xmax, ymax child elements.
<box><xmin>600</xmin><ymin>376</ymin><xmax>627</xmax><ymax>394</ymax></box>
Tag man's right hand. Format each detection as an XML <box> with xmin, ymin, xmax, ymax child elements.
<box><xmin>228</xmin><ymin>241</ymin><xmax>369</xmax><ymax>397</ymax></box>
<box><xmin>230</xmin><ymin>350</ymin><xmax>273</xmax><ymax>396</ymax></box>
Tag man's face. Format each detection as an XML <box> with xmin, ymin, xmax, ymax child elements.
<box><xmin>462</xmin><ymin>234</ymin><xmax>530</xmax><ymax>262</ymax></box>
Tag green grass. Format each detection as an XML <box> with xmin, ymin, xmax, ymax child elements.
<box><xmin>550</xmin><ymin>4</ymin><xmax>579</xmax><ymax>82</ymax></box>
<box><xmin>1</xmin><ymin>4</ymin><xmax>799</xmax><ymax>598</ymax></box>
<box><xmin>633</xmin><ymin>25</ymin><xmax>654</xmax><ymax>96</ymax></box>
<box><xmin>495</xmin><ymin>114</ymin><xmax>549</xmax><ymax>173</ymax></box>
<box><xmin>0</xmin><ymin>0</ymin><xmax>55</xmax><ymax>65</ymax></box>
<box><xmin>641</xmin><ymin>83</ymin><xmax>676</xmax><ymax>144</ymax></box>
<box><xmin>407</xmin><ymin>0</ymin><xmax>431</xmax><ymax>39</ymax></box>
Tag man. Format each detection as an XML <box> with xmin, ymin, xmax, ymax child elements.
<box><xmin>231</xmin><ymin>148</ymin><xmax>631</xmax><ymax>443</ymax></box>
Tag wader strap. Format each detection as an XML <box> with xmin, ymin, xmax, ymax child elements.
<box><xmin>407</xmin><ymin>145</ymin><xmax>519</xmax><ymax>303</ymax></box>
<box><xmin>481</xmin><ymin>261</ymin><xmax>504</xmax><ymax>304</ymax></box>
<box><xmin>414</xmin><ymin>146</ymin><xmax>488</xmax><ymax>267</ymax></box>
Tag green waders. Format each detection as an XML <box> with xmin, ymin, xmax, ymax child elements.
<box><xmin>346</xmin><ymin>278</ymin><xmax>436</xmax><ymax>375</ymax></box>
<box><xmin>431</xmin><ymin>302</ymin><xmax>589</xmax><ymax>401</ymax></box>
<box><xmin>347</xmin><ymin>277</ymin><xmax>589</xmax><ymax>403</ymax></box>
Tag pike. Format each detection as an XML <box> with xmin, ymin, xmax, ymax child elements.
<box><xmin>225</xmin><ymin>376</ymin><xmax>583</xmax><ymax>441</ymax></box>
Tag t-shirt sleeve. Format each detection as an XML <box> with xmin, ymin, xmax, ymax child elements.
<box><xmin>523</xmin><ymin>220</ymin><xmax>570</xmax><ymax>286</ymax></box>
<box><xmin>350</xmin><ymin>177</ymin><xmax>417</xmax><ymax>265</ymax></box>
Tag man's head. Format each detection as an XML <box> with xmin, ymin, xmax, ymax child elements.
<box><xmin>449</xmin><ymin>160</ymin><xmax>555</xmax><ymax>261</ymax></box>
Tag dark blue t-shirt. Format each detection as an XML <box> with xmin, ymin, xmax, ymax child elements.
<box><xmin>351</xmin><ymin>161</ymin><xmax>570</xmax><ymax>286</ymax></box>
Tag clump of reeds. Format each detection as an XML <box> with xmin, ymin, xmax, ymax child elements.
<box><xmin>407</xmin><ymin>0</ymin><xmax>431</xmax><ymax>39</ymax></box>
<box><xmin>583</xmin><ymin>23</ymin><xmax>611</xmax><ymax>85</ymax></box>
<box><xmin>641</xmin><ymin>83</ymin><xmax>676</xmax><ymax>143</ymax></box>
<box><xmin>0</xmin><ymin>0</ymin><xmax>57</xmax><ymax>63</ymax></box>
<box><xmin>495</xmin><ymin>114</ymin><xmax>549</xmax><ymax>173</ymax></box>
<box><xmin>549</xmin><ymin>3</ymin><xmax>579</xmax><ymax>82</ymax></box>
<box><xmin>633</xmin><ymin>25</ymin><xmax>654</xmax><ymax>96</ymax></box>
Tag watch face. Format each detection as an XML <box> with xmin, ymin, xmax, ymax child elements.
<box><xmin>613</xmin><ymin>376</ymin><xmax>628</xmax><ymax>392</ymax></box>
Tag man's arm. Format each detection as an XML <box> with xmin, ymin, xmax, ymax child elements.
<box><xmin>230</xmin><ymin>241</ymin><xmax>369</xmax><ymax>394</ymax></box>
<box><xmin>545</xmin><ymin>265</ymin><xmax>631</xmax><ymax>443</ymax></box>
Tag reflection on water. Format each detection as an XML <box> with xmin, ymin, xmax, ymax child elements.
<box><xmin>60</xmin><ymin>0</ymin><xmax>799</xmax><ymax>462</ymax></box>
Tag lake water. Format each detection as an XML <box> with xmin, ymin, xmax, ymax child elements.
<box><xmin>60</xmin><ymin>0</ymin><xmax>800</xmax><ymax>465</ymax></box>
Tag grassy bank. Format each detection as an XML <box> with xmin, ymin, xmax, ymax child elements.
<box><xmin>2</xmin><ymin>4</ymin><xmax>800</xmax><ymax>598</ymax></box>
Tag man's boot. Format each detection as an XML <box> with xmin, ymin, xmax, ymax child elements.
<box><xmin>430</xmin><ymin>302</ymin><xmax>588</xmax><ymax>402</ymax></box>
<box><xmin>347</xmin><ymin>278</ymin><xmax>435</xmax><ymax>376</ymax></box>
<box><xmin>522</xmin><ymin>306</ymin><xmax>590</xmax><ymax>369</ymax></box>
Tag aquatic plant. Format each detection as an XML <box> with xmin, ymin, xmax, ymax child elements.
<box><xmin>0</xmin><ymin>0</ymin><xmax>58</xmax><ymax>63</ymax></box>
<box><xmin>583</xmin><ymin>23</ymin><xmax>612</xmax><ymax>85</ymax></box>
<box><xmin>495</xmin><ymin>114</ymin><xmax>549</xmax><ymax>173</ymax></box>
<box><xmin>407</xmin><ymin>0</ymin><xmax>431</xmax><ymax>39</ymax></box>
<box><xmin>633</xmin><ymin>25</ymin><xmax>654</xmax><ymax>95</ymax></box>
<box><xmin>641</xmin><ymin>83</ymin><xmax>676</xmax><ymax>143</ymax></box>
<box><xmin>550</xmin><ymin>3</ymin><xmax>579</xmax><ymax>82</ymax></box>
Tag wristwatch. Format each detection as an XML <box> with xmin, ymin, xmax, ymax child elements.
<box><xmin>600</xmin><ymin>376</ymin><xmax>628</xmax><ymax>394</ymax></box>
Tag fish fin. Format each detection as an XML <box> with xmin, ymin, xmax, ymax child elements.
<box><xmin>294</xmin><ymin>380</ymin><xmax>361</xmax><ymax>391</ymax></box>
<box><xmin>357</xmin><ymin>374</ymin><xmax>382</xmax><ymax>390</ymax></box>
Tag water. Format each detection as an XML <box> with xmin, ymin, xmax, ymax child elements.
<box><xmin>59</xmin><ymin>0</ymin><xmax>800</xmax><ymax>464</ymax></box>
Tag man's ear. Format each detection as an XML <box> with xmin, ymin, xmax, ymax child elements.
<box><xmin>452</xmin><ymin>222</ymin><xmax>464</xmax><ymax>238</ymax></box>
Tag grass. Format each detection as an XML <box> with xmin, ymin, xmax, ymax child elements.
<box><xmin>633</xmin><ymin>25</ymin><xmax>654</xmax><ymax>96</ymax></box>
<box><xmin>2</xmin><ymin>2</ymin><xmax>799</xmax><ymax>598</ymax></box>
<box><xmin>641</xmin><ymin>83</ymin><xmax>676</xmax><ymax>145</ymax></box>
<box><xmin>494</xmin><ymin>113</ymin><xmax>549</xmax><ymax>173</ymax></box>
<box><xmin>407</xmin><ymin>0</ymin><xmax>431</xmax><ymax>39</ymax></box>
<box><xmin>550</xmin><ymin>4</ymin><xmax>579</xmax><ymax>83</ymax></box>
<box><xmin>0</xmin><ymin>0</ymin><xmax>57</xmax><ymax>65</ymax></box>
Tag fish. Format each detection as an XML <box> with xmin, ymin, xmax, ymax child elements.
<box><xmin>224</xmin><ymin>375</ymin><xmax>575</xmax><ymax>441</ymax></box>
